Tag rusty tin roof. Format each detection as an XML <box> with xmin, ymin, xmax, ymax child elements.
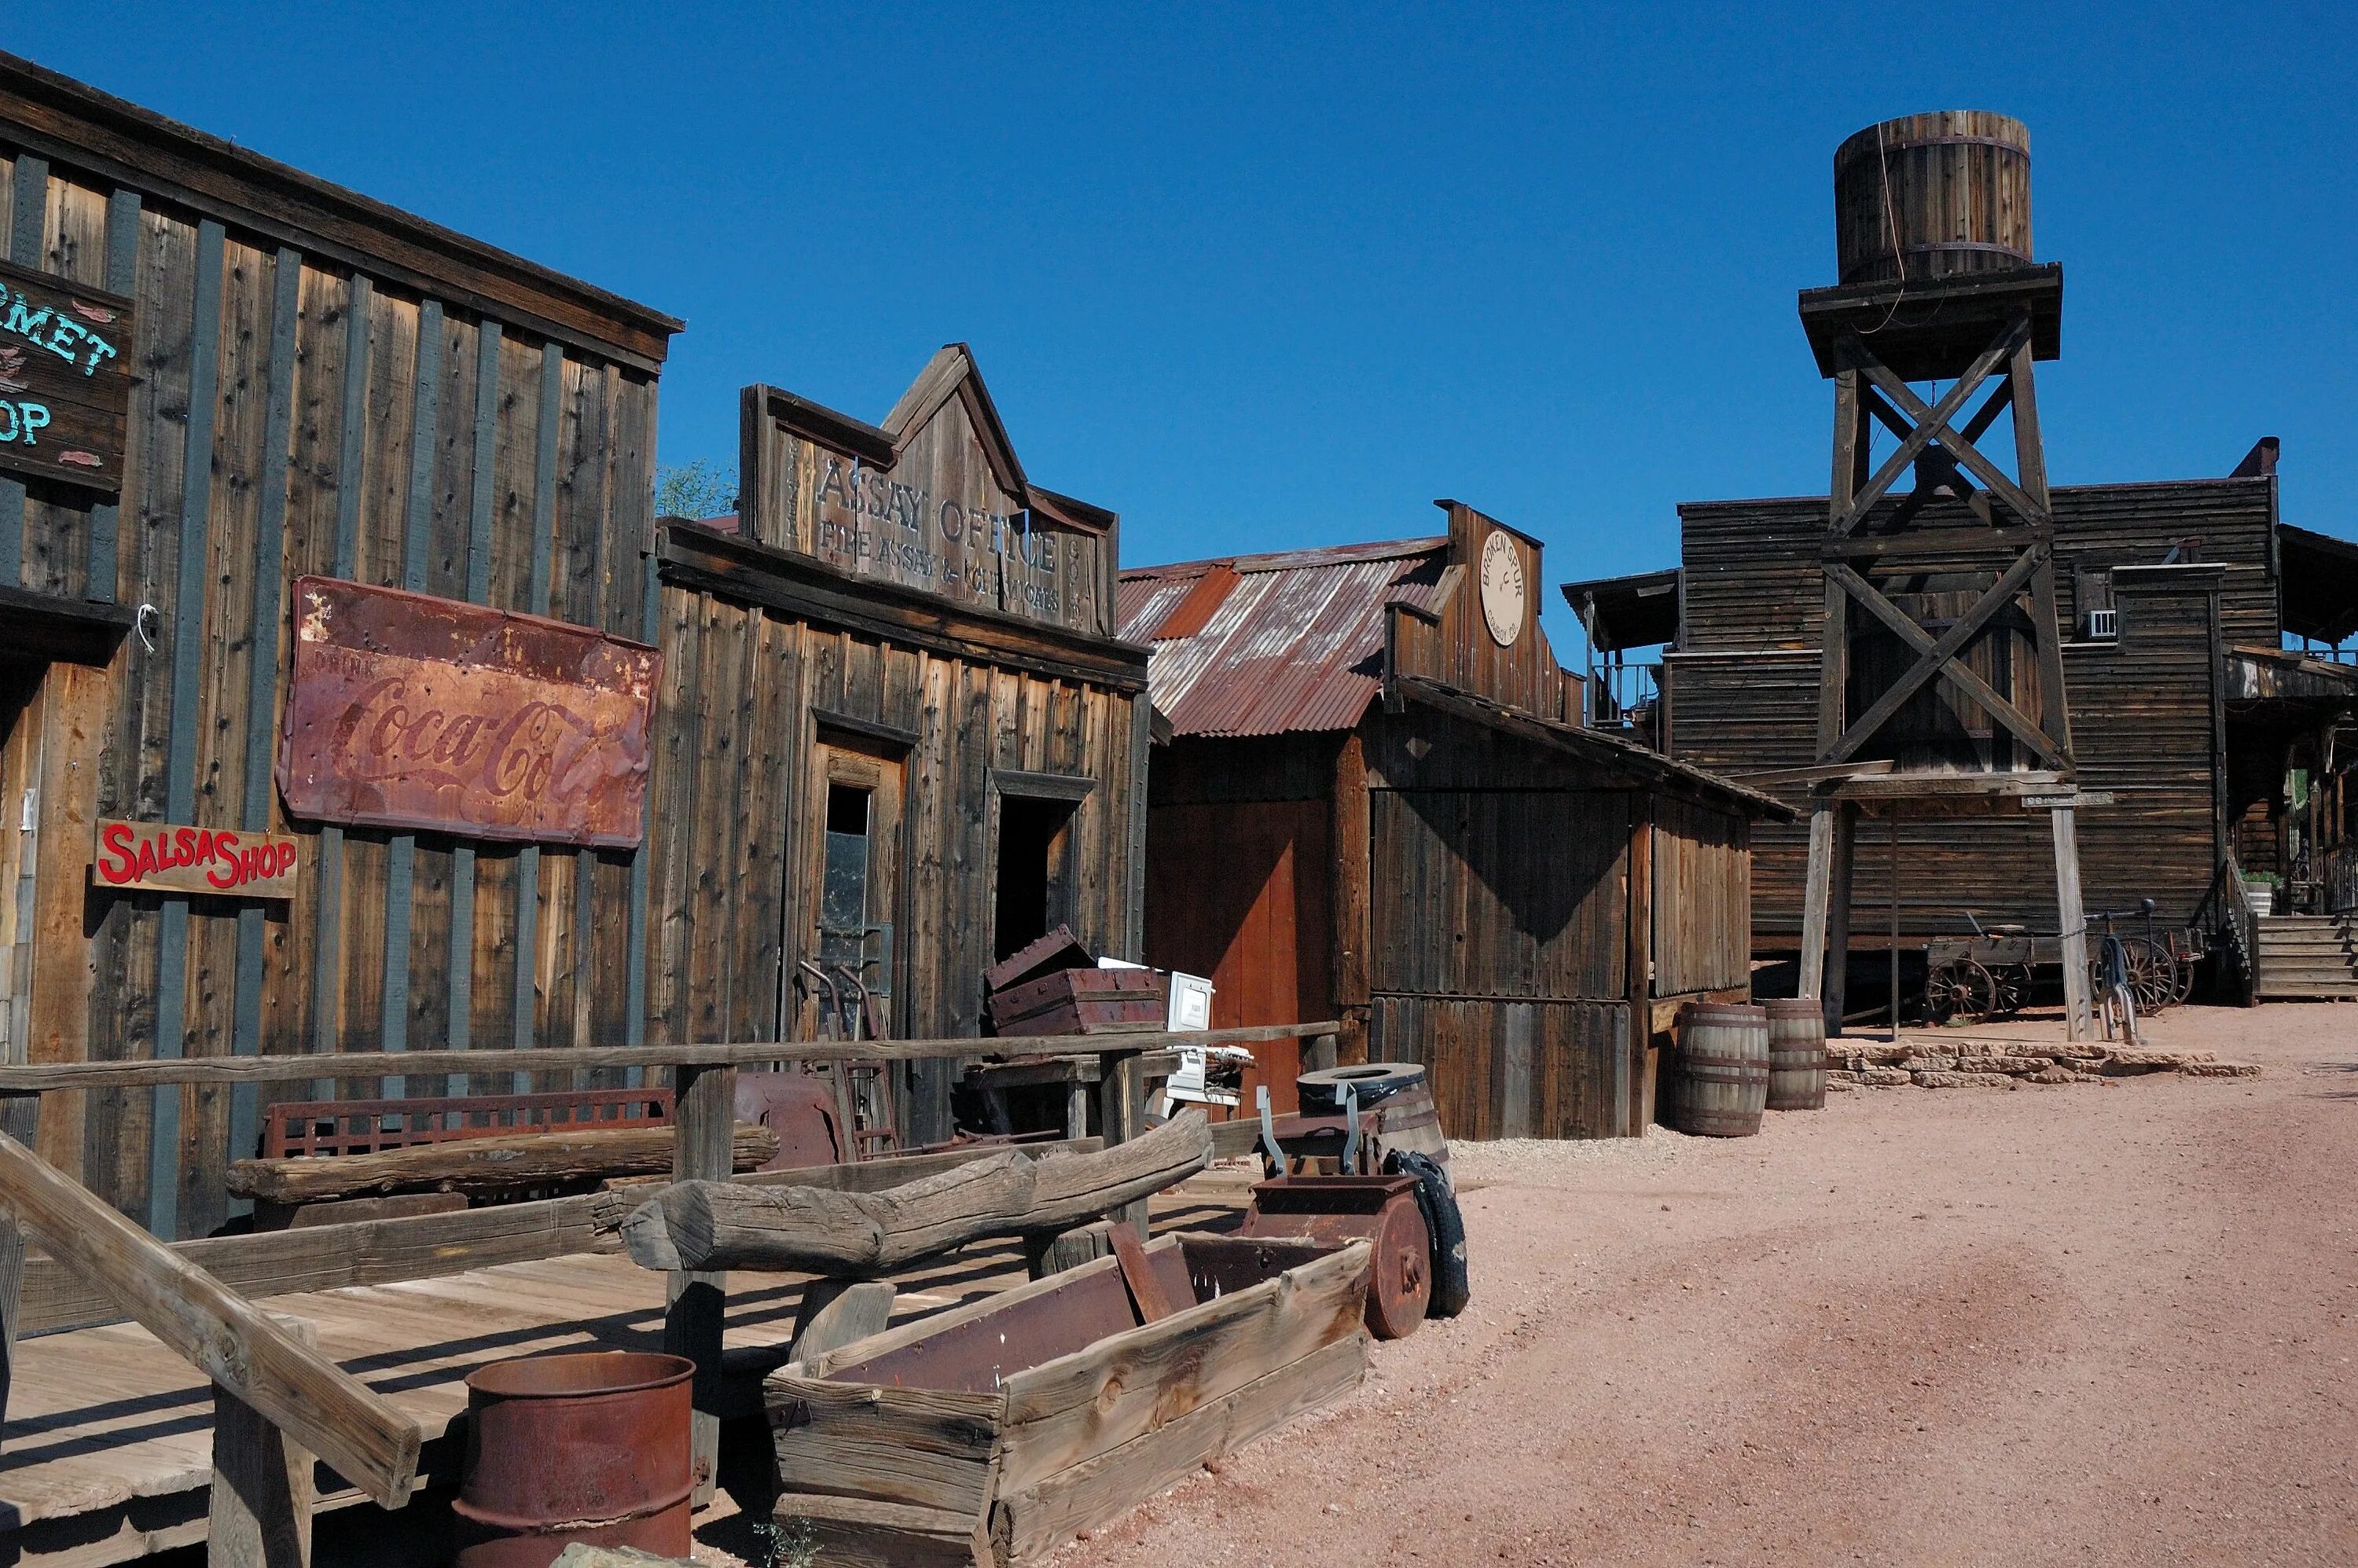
<box><xmin>1117</xmin><ymin>537</ymin><xmax>1449</xmax><ymax>737</ymax></box>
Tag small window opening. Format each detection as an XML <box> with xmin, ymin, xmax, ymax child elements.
<box><xmin>994</xmin><ymin>795</ymin><xmax>1074</xmax><ymax>960</ymax></box>
<box><xmin>820</xmin><ymin>783</ymin><xmax>872</xmax><ymax>969</ymax></box>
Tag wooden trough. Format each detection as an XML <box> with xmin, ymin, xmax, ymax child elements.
<box><xmin>768</xmin><ymin>1233</ymin><xmax>1373</xmax><ymax>1566</ymax></box>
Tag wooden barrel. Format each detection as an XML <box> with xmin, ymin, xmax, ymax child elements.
<box><xmin>1835</xmin><ymin>111</ymin><xmax>2031</xmax><ymax>285</ymax></box>
<box><xmin>1297</xmin><ymin>1063</ymin><xmax>1450</xmax><ymax>1181</ymax></box>
<box><xmin>1763</xmin><ymin>999</ymin><xmax>1829</xmax><ymax>1111</ymax></box>
<box><xmin>1663</xmin><ymin>1003</ymin><xmax>1768</xmax><ymax>1137</ymax></box>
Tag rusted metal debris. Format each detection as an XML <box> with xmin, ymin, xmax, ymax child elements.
<box><xmin>277</xmin><ymin>576</ymin><xmax>660</xmax><ymax>848</ymax></box>
<box><xmin>454</xmin><ymin>1351</ymin><xmax>694</xmax><ymax>1568</ymax></box>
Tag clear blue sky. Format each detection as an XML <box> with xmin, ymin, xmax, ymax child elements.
<box><xmin>19</xmin><ymin>4</ymin><xmax>2355</xmax><ymax>657</ymax></box>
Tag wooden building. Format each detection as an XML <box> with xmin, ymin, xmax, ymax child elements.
<box><xmin>1121</xmin><ymin>501</ymin><xmax>1788</xmax><ymax>1141</ymax></box>
<box><xmin>0</xmin><ymin>53</ymin><xmax>681</xmax><ymax>1237</ymax></box>
<box><xmin>651</xmin><ymin>347</ymin><xmax>1151</xmax><ymax>1143</ymax></box>
<box><xmin>1565</xmin><ymin>439</ymin><xmax>2358</xmax><ymax>997</ymax></box>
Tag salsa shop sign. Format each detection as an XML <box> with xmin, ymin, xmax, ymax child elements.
<box><xmin>277</xmin><ymin>578</ymin><xmax>661</xmax><ymax>848</ymax></box>
<box><xmin>0</xmin><ymin>259</ymin><xmax>136</xmax><ymax>493</ymax></box>
<box><xmin>90</xmin><ymin>820</ymin><xmax>299</xmax><ymax>899</ymax></box>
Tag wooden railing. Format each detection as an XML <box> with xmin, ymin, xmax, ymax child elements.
<box><xmin>2195</xmin><ymin>856</ymin><xmax>2260</xmax><ymax>1007</ymax></box>
<box><xmin>0</xmin><ymin>1021</ymin><xmax>1339</xmax><ymax>1563</ymax></box>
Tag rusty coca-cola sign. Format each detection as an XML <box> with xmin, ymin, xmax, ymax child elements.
<box><xmin>277</xmin><ymin>577</ymin><xmax>660</xmax><ymax>848</ymax></box>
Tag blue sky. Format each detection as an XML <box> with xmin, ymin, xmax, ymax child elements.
<box><xmin>23</xmin><ymin>3</ymin><xmax>2356</xmax><ymax>656</ymax></box>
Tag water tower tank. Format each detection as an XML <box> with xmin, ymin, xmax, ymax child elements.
<box><xmin>1834</xmin><ymin>111</ymin><xmax>2033</xmax><ymax>285</ymax></box>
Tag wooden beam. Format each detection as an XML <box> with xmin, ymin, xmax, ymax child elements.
<box><xmin>1798</xmin><ymin>806</ymin><xmax>1835</xmax><ymax>1004</ymax></box>
<box><xmin>666</xmin><ymin>1063</ymin><xmax>735</xmax><ymax>1504</ymax></box>
<box><xmin>1823</xmin><ymin>528</ymin><xmax>2043</xmax><ymax>562</ymax></box>
<box><xmin>1828</xmin><ymin>319</ymin><xmax>2027</xmax><ymax>536</ymax></box>
<box><xmin>1824</xmin><ymin>804</ymin><xmax>1858</xmax><ymax>1035</ymax></box>
<box><xmin>0</xmin><ymin>1023</ymin><xmax>1339</xmax><ymax>1094</ymax></box>
<box><xmin>1849</xmin><ymin>342</ymin><xmax>2048</xmax><ymax>527</ymax></box>
<box><xmin>1096</xmin><ymin>1051</ymin><xmax>1148</xmax><ymax>1240</ymax></box>
<box><xmin>226</xmin><ymin>1123</ymin><xmax>778</xmax><ymax>1205</ymax></box>
<box><xmin>2053</xmin><ymin>807</ymin><xmax>2092</xmax><ymax>1041</ymax></box>
<box><xmin>1823</xmin><ymin>561</ymin><xmax>2066</xmax><ymax>769</ymax></box>
<box><xmin>1823</xmin><ymin>547</ymin><xmax>2049</xmax><ymax>766</ymax></box>
<box><xmin>210</xmin><ymin>1317</ymin><xmax>318</xmax><ymax>1568</ymax></box>
<box><xmin>0</xmin><ymin>1133</ymin><xmax>420</xmax><ymax>1507</ymax></box>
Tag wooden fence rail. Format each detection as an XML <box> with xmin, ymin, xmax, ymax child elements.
<box><xmin>0</xmin><ymin>1022</ymin><xmax>1338</xmax><ymax>1092</ymax></box>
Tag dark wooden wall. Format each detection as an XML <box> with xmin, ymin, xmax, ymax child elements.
<box><xmin>1676</xmin><ymin>480</ymin><xmax>2277</xmax><ymax>653</ymax></box>
<box><xmin>1651</xmin><ymin>795</ymin><xmax>1750</xmax><ymax>997</ymax></box>
<box><xmin>1675</xmin><ymin>575</ymin><xmax>2226</xmax><ymax>942</ymax></box>
<box><xmin>1360</xmin><ymin>705</ymin><xmax>1647</xmax><ymax>1139</ymax></box>
<box><xmin>0</xmin><ymin>67</ymin><xmax>674</xmax><ymax>1236</ymax></box>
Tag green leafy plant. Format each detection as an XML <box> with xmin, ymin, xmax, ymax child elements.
<box><xmin>655</xmin><ymin>460</ymin><xmax>738</xmax><ymax>520</ymax></box>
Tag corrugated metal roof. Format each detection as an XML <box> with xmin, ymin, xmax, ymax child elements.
<box><xmin>1118</xmin><ymin>537</ymin><xmax>1449</xmax><ymax>737</ymax></box>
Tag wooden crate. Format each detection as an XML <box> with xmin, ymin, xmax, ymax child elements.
<box><xmin>989</xmin><ymin>966</ymin><xmax>1167</xmax><ymax>1037</ymax></box>
<box><xmin>768</xmin><ymin>1233</ymin><xmax>1372</xmax><ymax>1566</ymax></box>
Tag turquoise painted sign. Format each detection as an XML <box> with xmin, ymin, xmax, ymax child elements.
<box><xmin>0</xmin><ymin>256</ymin><xmax>136</xmax><ymax>494</ymax></box>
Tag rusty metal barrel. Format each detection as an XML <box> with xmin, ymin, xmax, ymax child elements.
<box><xmin>1663</xmin><ymin>1003</ymin><xmax>1768</xmax><ymax>1137</ymax></box>
<box><xmin>454</xmin><ymin>1350</ymin><xmax>694</xmax><ymax>1568</ymax></box>
<box><xmin>1764</xmin><ymin>999</ymin><xmax>1830</xmax><ymax>1111</ymax></box>
<box><xmin>1835</xmin><ymin>111</ymin><xmax>2032</xmax><ymax>285</ymax></box>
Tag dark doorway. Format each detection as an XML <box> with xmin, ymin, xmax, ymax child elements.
<box><xmin>994</xmin><ymin>795</ymin><xmax>1074</xmax><ymax>961</ymax></box>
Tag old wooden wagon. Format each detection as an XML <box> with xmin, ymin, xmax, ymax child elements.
<box><xmin>769</xmin><ymin>1233</ymin><xmax>1371</xmax><ymax>1566</ymax></box>
<box><xmin>1121</xmin><ymin>502</ymin><xmax>1791</xmax><ymax>1140</ymax></box>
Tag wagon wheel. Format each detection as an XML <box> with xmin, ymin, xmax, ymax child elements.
<box><xmin>2168</xmin><ymin>941</ymin><xmax>2198</xmax><ymax>1006</ymax></box>
<box><xmin>2090</xmin><ymin>938</ymin><xmax>2178</xmax><ymax>1015</ymax></box>
<box><xmin>2124</xmin><ymin>938</ymin><xmax>2179</xmax><ymax>1013</ymax></box>
<box><xmin>1985</xmin><ymin>962</ymin><xmax>2033</xmax><ymax>1019</ymax></box>
<box><xmin>1924</xmin><ymin>959</ymin><xmax>1999</xmax><ymax>1024</ymax></box>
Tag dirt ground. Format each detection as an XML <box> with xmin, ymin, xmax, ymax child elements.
<box><xmin>1068</xmin><ymin>1003</ymin><xmax>2358</xmax><ymax>1568</ymax></box>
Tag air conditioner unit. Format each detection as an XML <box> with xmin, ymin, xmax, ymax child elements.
<box><xmin>2084</xmin><ymin>608</ymin><xmax>2118</xmax><ymax>641</ymax></box>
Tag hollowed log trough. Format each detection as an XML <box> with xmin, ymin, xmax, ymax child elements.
<box><xmin>767</xmin><ymin>1232</ymin><xmax>1373</xmax><ymax>1566</ymax></box>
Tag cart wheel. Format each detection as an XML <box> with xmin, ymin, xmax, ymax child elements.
<box><xmin>1389</xmin><ymin>1148</ymin><xmax>1469</xmax><ymax>1320</ymax></box>
<box><xmin>2095</xmin><ymin>939</ymin><xmax>2177</xmax><ymax>1015</ymax></box>
<box><xmin>2169</xmin><ymin>941</ymin><xmax>2198</xmax><ymax>1006</ymax></box>
<box><xmin>1987</xmin><ymin>963</ymin><xmax>2032</xmax><ymax>1019</ymax></box>
<box><xmin>1925</xmin><ymin>959</ymin><xmax>1998</xmax><ymax>1023</ymax></box>
<box><xmin>2125</xmin><ymin>938</ymin><xmax>2179</xmax><ymax>1013</ymax></box>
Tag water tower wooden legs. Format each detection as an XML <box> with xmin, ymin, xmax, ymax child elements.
<box><xmin>1803</xmin><ymin>802</ymin><xmax>2092</xmax><ymax>1041</ymax></box>
<box><xmin>2052</xmin><ymin>806</ymin><xmax>2093</xmax><ymax>1041</ymax></box>
<box><xmin>1798</xmin><ymin>801</ymin><xmax>1858</xmax><ymax>1034</ymax></box>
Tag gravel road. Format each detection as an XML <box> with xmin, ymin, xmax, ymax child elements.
<box><xmin>1069</xmin><ymin>1003</ymin><xmax>2357</xmax><ymax>1568</ymax></box>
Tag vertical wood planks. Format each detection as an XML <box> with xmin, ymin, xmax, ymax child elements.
<box><xmin>149</xmin><ymin>216</ymin><xmax>226</xmax><ymax>1239</ymax></box>
<box><xmin>85</xmin><ymin>189</ymin><xmax>142</xmax><ymax>602</ymax></box>
<box><xmin>0</xmin><ymin>152</ymin><xmax>46</xmax><ymax>585</ymax></box>
<box><xmin>223</xmin><ymin>246</ymin><xmax>302</xmax><ymax>1201</ymax></box>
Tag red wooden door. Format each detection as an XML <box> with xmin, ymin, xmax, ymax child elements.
<box><xmin>1144</xmin><ymin>799</ymin><xmax>1332</xmax><ymax>1114</ymax></box>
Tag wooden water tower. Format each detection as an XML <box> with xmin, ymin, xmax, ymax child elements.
<box><xmin>1794</xmin><ymin>111</ymin><xmax>2095</xmax><ymax>1039</ymax></box>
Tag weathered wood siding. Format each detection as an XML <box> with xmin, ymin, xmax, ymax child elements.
<box><xmin>1360</xmin><ymin>704</ymin><xmax>1646</xmax><ymax>1138</ymax></box>
<box><xmin>0</xmin><ymin>61</ymin><xmax>674</xmax><ymax>1236</ymax></box>
<box><xmin>1651</xmin><ymin>797</ymin><xmax>1750</xmax><ymax>996</ymax></box>
<box><xmin>644</xmin><ymin>583</ymin><xmax>1146</xmax><ymax>1141</ymax></box>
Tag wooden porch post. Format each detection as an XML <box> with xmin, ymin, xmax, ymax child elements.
<box><xmin>210</xmin><ymin>1318</ymin><xmax>319</xmax><ymax>1568</ymax></box>
<box><xmin>665</xmin><ymin>1063</ymin><xmax>736</xmax><ymax>1505</ymax></box>
<box><xmin>2052</xmin><ymin>807</ymin><xmax>2092</xmax><ymax>1041</ymax></box>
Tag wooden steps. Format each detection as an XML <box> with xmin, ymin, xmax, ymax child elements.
<box><xmin>2255</xmin><ymin>915</ymin><xmax>2358</xmax><ymax>999</ymax></box>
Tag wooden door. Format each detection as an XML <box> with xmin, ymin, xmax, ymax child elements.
<box><xmin>1144</xmin><ymin>799</ymin><xmax>1332</xmax><ymax>1113</ymax></box>
<box><xmin>793</xmin><ymin>733</ymin><xmax>906</xmax><ymax>1041</ymax></box>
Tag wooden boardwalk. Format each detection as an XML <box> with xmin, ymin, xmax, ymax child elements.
<box><xmin>0</xmin><ymin>1179</ymin><xmax>1254</xmax><ymax>1567</ymax></box>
